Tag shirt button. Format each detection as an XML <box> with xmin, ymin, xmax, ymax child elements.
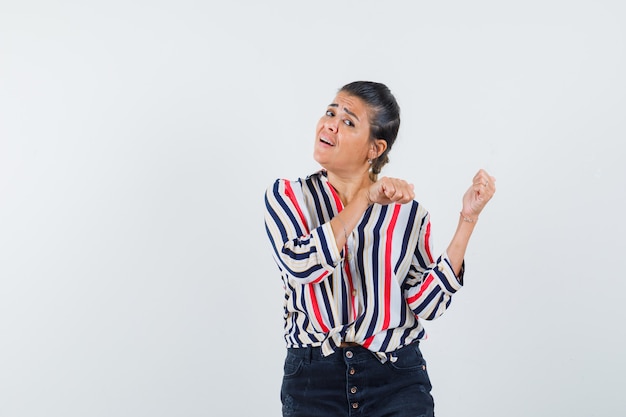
<box><xmin>438</xmin><ymin>264</ymin><xmax>445</xmax><ymax>271</ymax></box>
<box><xmin>352</xmin><ymin>402</ymin><xmax>359</xmax><ymax>409</ymax></box>
<box><xmin>352</xmin><ymin>289</ymin><xmax>357</xmax><ymax>297</ymax></box>
<box><xmin>350</xmin><ymin>386</ymin><xmax>357</xmax><ymax>394</ymax></box>
<box><xmin>346</xmin><ymin>253</ymin><xmax>352</xmax><ymax>261</ymax></box>
<box><xmin>346</xmin><ymin>350</ymin><xmax>353</xmax><ymax>358</ymax></box>
<box><xmin>349</xmin><ymin>367</ymin><xmax>356</xmax><ymax>375</ymax></box>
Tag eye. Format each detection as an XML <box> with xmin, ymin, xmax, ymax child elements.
<box><xmin>326</xmin><ymin>110</ymin><xmax>335</xmax><ymax>117</ymax></box>
<box><xmin>343</xmin><ymin>119</ymin><xmax>354</xmax><ymax>127</ymax></box>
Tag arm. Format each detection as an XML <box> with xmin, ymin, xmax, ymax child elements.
<box><xmin>447</xmin><ymin>169</ymin><xmax>496</xmax><ymax>275</ymax></box>
<box><xmin>264</xmin><ymin>179</ymin><xmax>342</xmax><ymax>285</ymax></box>
<box><xmin>329</xmin><ymin>176</ymin><xmax>416</xmax><ymax>252</ymax></box>
<box><xmin>328</xmin><ymin>189</ymin><xmax>371</xmax><ymax>250</ymax></box>
<box><xmin>405</xmin><ymin>169</ymin><xmax>496</xmax><ymax>319</ymax></box>
<box><xmin>404</xmin><ymin>212</ymin><xmax>464</xmax><ymax>320</ymax></box>
<box><xmin>265</xmin><ymin>176</ymin><xmax>418</xmax><ymax>283</ymax></box>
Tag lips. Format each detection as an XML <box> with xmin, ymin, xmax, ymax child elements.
<box><xmin>320</xmin><ymin>136</ymin><xmax>335</xmax><ymax>146</ymax></box>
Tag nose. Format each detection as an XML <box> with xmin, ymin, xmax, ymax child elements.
<box><xmin>324</xmin><ymin>118</ymin><xmax>339</xmax><ymax>133</ymax></box>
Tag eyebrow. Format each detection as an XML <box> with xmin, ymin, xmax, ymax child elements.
<box><xmin>329</xmin><ymin>103</ymin><xmax>360</xmax><ymax>121</ymax></box>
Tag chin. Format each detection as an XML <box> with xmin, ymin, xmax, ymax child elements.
<box><xmin>312</xmin><ymin>152</ymin><xmax>325</xmax><ymax>166</ymax></box>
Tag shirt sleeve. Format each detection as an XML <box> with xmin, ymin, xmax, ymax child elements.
<box><xmin>403</xmin><ymin>212</ymin><xmax>464</xmax><ymax>320</ymax></box>
<box><xmin>264</xmin><ymin>179</ymin><xmax>343</xmax><ymax>284</ymax></box>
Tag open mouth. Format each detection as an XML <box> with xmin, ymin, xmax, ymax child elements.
<box><xmin>320</xmin><ymin>137</ymin><xmax>334</xmax><ymax>146</ymax></box>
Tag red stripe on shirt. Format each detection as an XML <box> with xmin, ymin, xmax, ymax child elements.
<box><xmin>424</xmin><ymin>221</ymin><xmax>434</xmax><ymax>263</ymax></box>
<box><xmin>406</xmin><ymin>274</ymin><xmax>435</xmax><ymax>305</ymax></box>
<box><xmin>310</xmin><ymin>270</ymin><xmax>329</xmax><ymax>285</ymax></box>
<box><xmin>308</xmin><ymin>283</ymin><xmax>329</xmax><ymax>333</ymax></box>
<box><xmin>329</xmin><ymin>181</ymin><xmax>354</xmax><ymax>318</ymax></box>
<box><xmin>363</xmin><ymin>205</ymin><xmax>402</xmax><ymax>349</ymax></box>
<box><xmin>363</xmin><ymin>334</ymin><xmax>374</xmax><ymax>348</ymax></box>
<box><xmin>382</xmin><ymin>204</ymin><xmax>401</xmax><ymax>329</ymax></box>
<box><xmin>327</xmin><ymin>183</ymin><xmax>344</xmax><ymax>212</ymax></box>
<box><xmin>284</xmin><ymin>180</ymin><xmax>309</xmax><ymax>234</ymax></box>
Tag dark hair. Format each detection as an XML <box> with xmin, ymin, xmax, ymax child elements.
<box><xmin>339</xmin><ymin>81</ymin><xmax>401</xmax><ymax>180</ymax></box>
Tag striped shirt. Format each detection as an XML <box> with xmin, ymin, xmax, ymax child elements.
<box><xmin>264</xmin><ymin>170</ymin><xmax>464</xmax><ymax>362</ymax></box>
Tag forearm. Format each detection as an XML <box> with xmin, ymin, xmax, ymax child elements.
<box><xmin>266</xmin><ymin>221</ymin><xmax>341</xmax><ymax>283</ymax></box>
<box><xmin>405</xmin><ymin>254</ymin><xmax>463</xmax><ymax>320</ymax></box>
<box><xmin>446</xmin><ymin>212</ymin><xmax>477</xmax><ymax>276</ymax></box>
<box><xmin>329</xmin><ymin>189</ymin><xmax>371</xmax><ymax>250</ymax></box>
<box><xmin>447</xmin><ymin>168</ymin><xmax>496</xmax><ymax>273</ymax></box>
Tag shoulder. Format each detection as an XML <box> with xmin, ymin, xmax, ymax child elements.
<box><xmin>265</xmin><ymin>170</ymin><xmax>325</xmax><ymax>197</ymax></box>
<box><xmin>264</xmin><ymin>173</ymin><xmax>318</xmax><ymax>205</ymax></box>
<box><xmin>265</xmin><ymin>178</ymin><xmax>300</xmax><ymax>195</ymax></box>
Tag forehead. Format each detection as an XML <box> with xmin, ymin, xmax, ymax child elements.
<box><xmin>331</xmin><ymin>92</ymin><xmax>371</xmax><ymax>120</ymax></box>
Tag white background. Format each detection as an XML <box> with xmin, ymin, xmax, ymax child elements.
<box><xmin>1</xmin><ymin>1</ymin><xmax>625</xmax><ymax>416</ymax></box>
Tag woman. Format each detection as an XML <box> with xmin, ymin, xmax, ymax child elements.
<box><xmin>264</xmin><ymin>81</ymin><xmax>495</xmax><ymax>417</ymax></box>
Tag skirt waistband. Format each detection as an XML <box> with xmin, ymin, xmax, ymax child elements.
<box><xmin>286</xmin><ymin>340</ymin><xmax>420</xmax><ymax>363</ymax></box>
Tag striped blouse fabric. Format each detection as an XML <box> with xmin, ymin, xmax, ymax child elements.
<box><xmin>264</xmin><ymin>170</ymin><xmax>464</xmax><ymax>362</ymax></box>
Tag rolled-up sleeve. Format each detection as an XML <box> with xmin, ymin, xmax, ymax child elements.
<box><xmin>264</xmin><ymin>179</ymin><xmax>342</xmax><ymax>284</ymax></box>
<box><xmin>403</xmin><ymin>213</ymin><xmax>464</xmax><ymax>320</ymax></box>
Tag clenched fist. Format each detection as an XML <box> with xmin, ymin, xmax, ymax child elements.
<box><xmin>461</xmin><ymin>169</ymin><xmax>496</xmax><ymax>221</ymax></box>
<box><xmin>366</xmin><ymin>177</ymin><xmax>415</xmax><ymax>206</ymax></box>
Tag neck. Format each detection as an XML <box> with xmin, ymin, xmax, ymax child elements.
<box><xmin>326</xmin><ymin>169</ymin><xmax>372</xmax><ymax>206</ymax></box>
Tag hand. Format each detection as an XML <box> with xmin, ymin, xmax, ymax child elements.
<box><xmin>366</xmin><ymin>177</ymin><xmax>415</xmax><ymax>206</ymax></box>
<box><xmin>461</xmin><ymin>169</ymin><xmax>496</xmax><ymax>220</ymax></box>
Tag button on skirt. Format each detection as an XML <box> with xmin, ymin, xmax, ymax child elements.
<box><xmin>281</xmin><ymin>342</ymin><xmax>434</xmax><ymax>417</ymax></box>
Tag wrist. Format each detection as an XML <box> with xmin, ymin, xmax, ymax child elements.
<box><xmin>460</xmin><ymin>211</ymin><xmax>478</xmax><ymax>223</ymax></box>
<box><xmin>360</xmin><ymin>188</ymin><xmax>374</xmax><ymax>207</ymax></box>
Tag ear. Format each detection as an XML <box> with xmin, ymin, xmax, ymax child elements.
<box><xmin>370</xmin><ymin>139</ymin><xmax>387</xmax><ymax>159</ymax></box>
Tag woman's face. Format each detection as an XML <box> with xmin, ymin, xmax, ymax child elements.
<box><xmin>313</xmin><ymin>92</ymin><xmax>375</xmax><ymax>177</ymax></box>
